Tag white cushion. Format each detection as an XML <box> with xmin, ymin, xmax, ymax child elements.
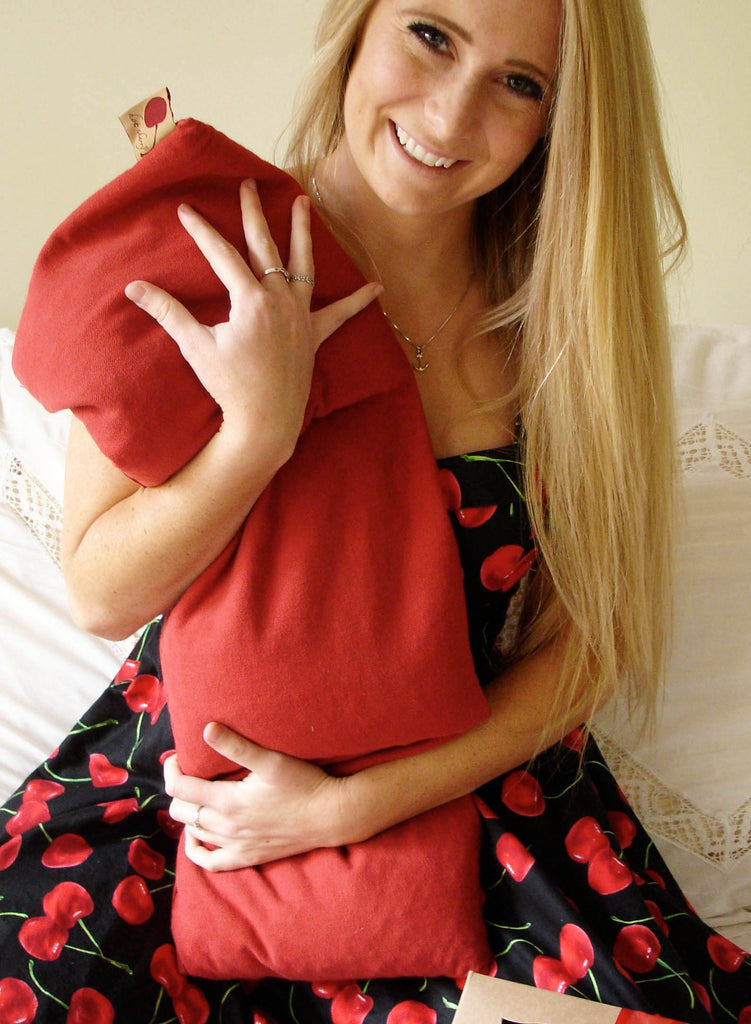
<box><xmin>0</xmin><ymin>327</ymin><xmax>127</xmax><ymax>800</ymax></box>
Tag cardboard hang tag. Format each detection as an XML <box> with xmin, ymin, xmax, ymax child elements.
<box><xmin>453</xmin><ymin>974</ymin><xmax>686</xmax><ymax>1024</ymax></box>
<box><xmin>119</xmin><ymin>87</ymin><xmax>176</xmax><ymax>159</ymax></box>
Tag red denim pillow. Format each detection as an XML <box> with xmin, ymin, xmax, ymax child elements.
<box><xmin>13</xmin><ymin>120</ymin><xmax>493</xmax><ymax>980</ymax></box>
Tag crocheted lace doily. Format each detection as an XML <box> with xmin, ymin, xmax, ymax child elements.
<box><xmin>1</xmin><ymin>447</ymin><xmax>135</xmax><ymax>658</ymax></box>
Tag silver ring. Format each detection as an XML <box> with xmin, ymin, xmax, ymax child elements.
<box><xmin>289</xmin><ymin>273</ymin><xmax>315</xmax><ymax>287</ymax></box>
<box><xmin>191</xmin><ymin>805</ymin><xmax>204</xmax><ymax>831</ymax></box>
<box><xmin>262</xmin><ymin>266</ymin><xmax>290</xmax><ymax>283</ymax></box>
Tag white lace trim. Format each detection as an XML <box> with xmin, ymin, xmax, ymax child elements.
<box><xmin>594</xmin><ymin>730</ymin><xmax>751</xmax><ymax>871</ymax></box>
<box><xmin>1</xmin><ymin>449</ymin><xmax>63</xmax><ymax>567</ymax></box>
<box><xmin>678</xmin><ymin>417</ymin><xmax>751</xmax><ymax>478</ymax></box>
<box><xmin>0</xmin><ymin>446</ymin><xmax>136</xmax><ymax>657</ymax></box>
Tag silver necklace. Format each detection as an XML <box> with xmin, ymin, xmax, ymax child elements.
<box><xmin>311</xmin><ymin>175</ymin><xmax>474</xmax><ymax>372</ymax></box>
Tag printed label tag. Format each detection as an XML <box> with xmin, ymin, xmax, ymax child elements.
<box><xmin>119</xmin><ymin>87</ymin><xmax>176</xmax><ymax>159</ymax></box>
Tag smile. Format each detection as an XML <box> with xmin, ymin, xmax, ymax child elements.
<box><xmin>394</xmin><ymin>123</ymin><xmax>458</xmax><ymax>169</ymax></box>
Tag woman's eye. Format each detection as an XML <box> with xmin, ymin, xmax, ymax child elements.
<box><xmin>408</xmin><ymin>22</ymin><xmax>450</xmax><ymax>53</ymax></box>
<box><xmin>504</xmin><ymin>74</ymin><xmax>545</xmax><ymax>102</ymax></box>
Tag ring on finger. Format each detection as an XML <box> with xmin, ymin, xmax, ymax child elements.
<box><xmin>289</xmin><ymin>273</ymin><xmax>315</xmax><ymax>287</ymax></box>
<box><xmin>262</xmin><ymin>266</ymin><xmax>291</xmax><ymax>283</ymax></box>
<box><xmin>191</xmin><ymin>805</ymin><xmax>204</xmax><ymax>831</ymax></box>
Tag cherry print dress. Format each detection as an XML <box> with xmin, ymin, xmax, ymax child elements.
<box><xmin>1</xmin><ymin>444</ymin><xmax>750</xmax><ymax>1024</ymax></box>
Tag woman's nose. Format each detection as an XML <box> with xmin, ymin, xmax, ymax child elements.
<box><xmin>424</xmin><ymin>74</ymin><xmax>482</xmax><ymax>143</ymax></box>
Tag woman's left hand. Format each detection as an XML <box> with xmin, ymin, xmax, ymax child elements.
<box><xmin>163</xmin><ymin>723</ymin><xmax>354</xmax><ymax>871</ymax></box>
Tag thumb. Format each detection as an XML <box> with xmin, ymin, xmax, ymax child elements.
<box><xmin>202</xmin><ymin>723</ymin><xmax>309</xmax><ymax>787</ymax></box>
<box><xmin>311</xmin><ymin>281</ymin><xmax>383</xmax><ymax>351</ymax></box>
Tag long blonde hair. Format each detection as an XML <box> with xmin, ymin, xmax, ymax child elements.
<box><xmin>285</xmin><ymin>0</ymin><xmax>686</xmax><ymax>738</ymax></box>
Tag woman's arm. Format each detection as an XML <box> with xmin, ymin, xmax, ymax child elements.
<box><xmin>61</xmin><ymin>182</ymin><xmax>381</xmax><ymax>640</ymax></box>
<box><xmin>165</xmin><ymin>629</ymin><xmax>605</xmax><ymax>871</ymax></box>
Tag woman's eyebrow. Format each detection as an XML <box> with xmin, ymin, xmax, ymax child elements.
<box><xmin>402</xmin><ymin>8</ymin><xmax>474</xmax><ymax>44</ymax></box>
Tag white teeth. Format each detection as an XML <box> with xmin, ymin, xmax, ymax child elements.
<box><xmin>395</xmin><ymin>124</ymin><xmax>457</xmax><ymax>169</ymax></box>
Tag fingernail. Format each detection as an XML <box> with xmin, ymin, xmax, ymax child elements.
<box><xmin>242</xmin><ymin>178</ymin><xmax>257</xmax><ymax>192</ymax></box>
<box><xmin>125</xmin><ymin>281</ymin><xmax>147</xmax><ymax>304</ymax></box>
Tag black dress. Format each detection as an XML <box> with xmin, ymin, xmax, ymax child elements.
<box><xmin>1</xmin><ymin>445</ymin><xmax>749</xmax><ymax>1024</ymax></box>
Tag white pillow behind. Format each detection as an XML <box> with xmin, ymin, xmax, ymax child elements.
<box><xmin>0</xmin><ymin>327</ymin><xmax>128</xmax><ymax>800</ymax></box>
<box><xmin>596</xmin><ymin>323</ymin><xmax>751</xmax><ymax>949</ymax></box>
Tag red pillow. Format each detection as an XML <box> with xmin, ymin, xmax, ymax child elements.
<box><xmin>14</xmin><ymin>120</ymin><xmax>493</xmax><ymax>980</ymax></box>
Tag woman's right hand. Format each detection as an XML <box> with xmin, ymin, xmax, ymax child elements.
<box><xmin>126</xmin><ymin>179</ymin><xmax>381</xmax><ymax>464</ymax></box>
<box><xmin>62</xmin><ymin>181</ymin><xmax>381</xmax><ymax>640</ymax></box>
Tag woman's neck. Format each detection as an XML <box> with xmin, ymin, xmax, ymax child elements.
<box><xmin>311</xmin><ymin>148</ymin><xmax>477</xmax><ymax>315</ymax></box>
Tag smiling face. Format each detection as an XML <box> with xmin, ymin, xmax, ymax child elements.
<box><xmin>335</xmin><ymin>0</ymin><xmax>561</xmax><ymax>222</ymax></box>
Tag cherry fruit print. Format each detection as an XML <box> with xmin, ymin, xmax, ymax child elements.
<box><xmin>587</xmin><ymin>847</ymin><xmax>632</xmax><ymax>896</ymax></box>
<box><xmin>98</xmin><ymin>798</ymin><xmax>139</xmax><ymax>824</ymax></box>
<box><xmin>111</xmin><ymin>874</ymin><xmax>154</xmax><ymax>925</ymax></box>
<box><xmin>127</xmin><ymin>837</ymin><xmax>165</xmax><ymax>880</ymax></box>
<box><xmin>88</xmin><ymin>753</ymin><xmax>128</xmax><ymax>788</ymax></box>
<box><xmin>331</xmin><ymin>983</ymin><xmax>374</xmax><ymax>1024</ymax></box>
<box><xmin>0</xmin><ymin>834</ymin><xmax>22</xmax><ymax>870</ymax></box>
<box><xmin>123</xmin><ymin>673</ymin><xmax>167</xmax><ymax>724</ymax></box>
<box><xmin>18</xmin><ymin>915</ymin><xmax>69</xmax><ymax>961</ymax></box>
<box><xmin>501</xmin><ymin>770</ymin><xmax>545</xmax><ymax>817</ymax></box>
<box><xmin>456</xmin><ymin>505</ymin><xmax>497</xmax><ymax>528</ymax></box>
<box><xmin>41</xmin><ymin>833</ymin><xmax>93</xmax><ymax>868</ymax></box>
<box><xmin>66</xmin><ymin>988</ymin><xmax>115</xmax><ymax>1024</ymax></box>
<box><xmin>496</xmin><ymin>832</ymin><xmax>535</xmax><ymax>882</ymax></box>
<box><xmin>386</xmin><ymin>1002</ymin><xmax>437</xmax><ymax>1024</ymax></box>
<box><xmin>707</xmin><ymin>933</ymin><xmax>747</xmax><ymax>973</ymax></box>
<box><xmin>532</xmin><ymin>955</ymin><xmax>575</xmax><ymax>994</ymax></box>
<box><xmin>559</xmin><ymin>923</ymin><xmax>594</xmax><ymax>981</ymax></box>
<box><xmin>437</xmin><ymin>469</ymin><xmax>462</xmax><ymax>511</ymax></box>
<box><xmin>43</xmin><ymin>881</ymin><xmax>94</xmax><ymax>929</ymax></box>
<box><xmin>565</xmin><ymin>817</ymin><xmax>610</xmax><ymax>864</ymax></box>
<box><xmin>0</xmin><ymin>977</ymin><xmax>38</xmax><ymax>1024</ymax></box>
<box><xmin>22</xmin><ymin>779</ymin><xmax>65</xmax><ymax>803</ymax></box>
<box><xmin>613</xmin><ymin>924</ymin><xmax>661</xmax><ymax>974</ymax></box>
<box><xmin>480</xmin><ymin>544</ymin><xmax>537</xmax><ymax>592</ymax></box>
<box><xmin>6</xmin><ymin>799</ymin><xmax>50</xmax><ymax>837</ymax></box>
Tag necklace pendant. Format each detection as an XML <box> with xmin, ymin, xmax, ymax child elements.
<box><xmin>413</xmin><ymin>346</ymin><xmax>430</xmax><ymax>373</ymax></box>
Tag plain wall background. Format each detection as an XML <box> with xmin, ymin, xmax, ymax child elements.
<box><xmin>1</xmin><ymin>1</ymin><xmax>749</xmax><ymax>330</ymax></box>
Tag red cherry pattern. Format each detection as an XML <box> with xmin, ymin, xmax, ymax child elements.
<box><xmin>607</xmin><ymin>810</ymin><xmax>637</xmax><ymax>851</ymax></box>
<box><xmin>496</xmin><ymin>832</ymin><xmax>535</xmax><ymax>882</ymax></box>
<box><xmin>112</xmin><ymin>875</ymin><xmax>155</xmax><ymax>925</ymax></box>
<box><xmin>151</xmin><ymin>943</ymin><xmax>187</xmax><ymax>997</ymax></box>
<box><xmin>559</xmin><ymin>923</ymin><xmax>594</xmax><ymax>980</ymax></box>
<box><xmin>707</xmin><ymin>933</ymin><xmax>746</xmax><ymax>973</ymax></box>
<box><xmin>113</xmin><ymin>657</ymin><xmax>141</xmax><ymax>684</ymax></box>
<box><xmin>480</xmin><ymin>544</ymin><xmax>537</xmax><ymax>592</ymax></box>
<box><xmin>386</xmin><ymin>1002</ymin><xmax>437</xmax><ymax>1024</ymax></box>
<box><xmin>0</xmin><ymin>834</ymin><xmax>22</xmax><ymax>870</ymax></box>
<box><xmin>18</xmin><ymin>915</ymin><xmax>69</xmax><ymax>961</ymax></box>
<box><xmin>172</xmin><ymin>982</ymin><xmax>210</xmax><ymax>1024</ymax></box>
<box><xmin>587</xmin><ymin>847</ymin><xmax>633</xmax><ymax>896</ymax></box>
<box><xmin>331</xmin><ymin>983</ymin><xmax>374</xmax><ymax>1024</ymax></box>
<box><xmin>0</xmin><ymin>977</ymin><xmax>38</xmax><ymax>1023</ymax></box>
<box><xmin>97</xmin><ymin>797</ymin><xmax>140</xmax><ymax>823</ymax></box>
<box><xmin>123</xmin><ymin>673</ymin><xmax>167</xmax><ymax>724</ymax></box>
<box><xmin>501</xmin><ymin>770</ymin><xmax>545</xmax><ymax>817</ymax></box>
<box><xmin>22</xmin><ymin>779</ymin><xmax>65</xmax><ymax>804</ymax></box>
<box><xmin>613</xmin><ymin>924</ymin><xmax>661</xmax><ymax>974</ymax></box>
<box><xmin>127</xmin><ymin>838</ymin><xmax>165</xmax><ymax>880</ymax></box>
<box><xmin>6</xmin><ymin>800</ymin><xmax>51</xmax><ymax>837</ymax></box>
<box><xmin>88</xmin><ymin>754</ymin><xmax>128</xmax><ymax>789</ymax></box>
<box><xmin>564</xmin><ymin>817</ymin><xmax>610</xmax><ymax>863</ymax></box>
<box><xmin>43</xmin><ymin>882</ymin><xmax>94</xmax><ymax>929</ymax></box>
<box><xmin>532</xmin><ymin>954</ymin><xmax>575</xmax><ymax>994</ymax></box>
<box><xmin>531</xmin><ymin>922</ymin><xmax>594</xmax><ymax>994</ymax></box>
<box><xmin>41</xmin><ymin>833</ymin><xmax>93</xmax><ymax>868</ymax></box>
<box><xmin>456</xmin><ymin>505</ymin><xmax>497</xmax><ymax>528</ymax></box>
<box><xmin>66</xmin><ymin>988</ymin><xmax>115</xmax><ymax>1024</ymax></box>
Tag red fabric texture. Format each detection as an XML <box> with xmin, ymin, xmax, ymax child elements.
<box><xmin>13</xmin><ymin>119</ymin><xmax>493</xmax><ymax>979</ymax></box>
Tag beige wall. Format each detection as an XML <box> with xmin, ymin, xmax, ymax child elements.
<box><xmin>2</xmin><ymin>2</ymin><xmax>749</xmax><ymax>330</ymax></box>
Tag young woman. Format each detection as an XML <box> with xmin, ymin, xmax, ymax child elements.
<box><xmin>2</xmin><ymin>0</ymin><xmax>750</xmax><ymax>1021</ymax></box>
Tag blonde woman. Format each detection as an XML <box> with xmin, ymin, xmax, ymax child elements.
<box><xmin>2</xmin><ymin>0</ymin><xmax>750</xmax><ymax>1021</ymax></box>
